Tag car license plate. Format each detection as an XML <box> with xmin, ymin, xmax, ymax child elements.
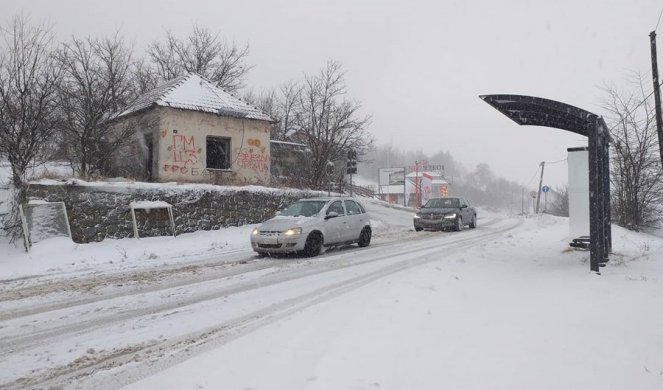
<box><xmin>262</xmin><ymin>236</ymin><xmax>278</xmax><ymax>245</ymax></box>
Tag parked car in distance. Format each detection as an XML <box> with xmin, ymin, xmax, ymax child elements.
<box><xmin>413</xmin><ymin>197</ymin><xmax>477</xmax><ymax>232</ymax></box>
<box><xmin>251</xmin><ymin>197</ymin><xmax>372</xmax><ymax>257</ymax></box>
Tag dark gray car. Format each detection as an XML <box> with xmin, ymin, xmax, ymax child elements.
<box><xmin>413</xmin><ymin>197</ymin><xmax>477</xmax><ymax>232</ymax></box>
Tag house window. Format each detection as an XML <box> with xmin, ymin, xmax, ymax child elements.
<box><xmin>207</xmin><ymin>136</ymin><xmax>231</xmax><ymax>170</ymax></box>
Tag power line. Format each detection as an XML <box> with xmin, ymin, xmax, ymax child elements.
<box><xmin>543</xmin><ymin>158</ymin><xmax>567</xmax><ymax>165</ymax></box>
<box><xmin>656</xmin><ymin>7</ymin><xmax>663</xmax><ymax>31</ymax></box>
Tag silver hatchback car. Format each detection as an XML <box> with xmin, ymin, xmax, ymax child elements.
<box><xmin>251</xmin><ymin>197</ymin><xmax>372</xmax><ymax>257</ymax></box>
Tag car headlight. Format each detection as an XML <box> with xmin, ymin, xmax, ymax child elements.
<box><xmin>252</xmin><ymin>228</ymin><xmax>259</xmax><ymax>236</ymax></box>
<box><xmin>282</xmin><ymin>227</ymin><xmax>302</xmax><ymax>236</ymax></box>
<box><xmin>414</xmin><ymin>214</ymin><xmax>421</xmax><ymax>219</ymax></box>
<box><xmin>444</xmin><ymin>213</ymin><xmax>457</xmax><ymax>219</ymax></box>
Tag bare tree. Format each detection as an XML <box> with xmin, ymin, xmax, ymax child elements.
<box><xmin>274</xmin><ymin>81</ymin><xmax>302</xmax><ymax>141</ymax></box>
<box><xmin>603</xmin><ymin>74</ymin><xmax>663</xmax><ymax>231</ymax></box>
<box><xmin>548</xmin><ymin>186</ymin><xmax>569</xmax><ymax>217</ymax></box>
<box><xmin>56</xmin><ymin>33</ymin><xmax>136</xmax><ymax>177</ymax></box>
<box><xmin>0</xmin><ymin>15</ymin><xmax>62</xmax><ymax>188</ymax></box>
<box><xmin>294</xmin><ymin>60</ymin><xmax>373</xmax><ymax>189</ymax></box>
<box><xmin>132</xmin><ymin>58</ymin><xmax>160</xmax><ymax>95</ymax></box>
<box><xmin>147</xmin><ymin>25</ymin><xmax>251</xmax><ymax>92</ymax></box>
<box><xmin>0</xmin><ymin>15</ymin><xmax>62</xmax><ymax>242</ymax></box>
<box><xmin>244</xmin><ymin>80</ymin><xmax>302</xmax><ymax>141</ymax></box>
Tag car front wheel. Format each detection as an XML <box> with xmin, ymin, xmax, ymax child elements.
<box><xmin>302</xmin><ymin>232</ymin><xmax>323</xmax><ymax>257</ymax></box>
<box><xmin>358</xmin><ymin>227</ymin><xmax>372</xmax><ymax>247</ymax></box>
<box><xmin>455</xmin><ymin>216</ymin><xmax>464</xmax><ymax>231</ymax></box>
<box><xmin>469</xmin><ymin>214</ymin><xmax>477</xmax><ymax>229</ymax></box>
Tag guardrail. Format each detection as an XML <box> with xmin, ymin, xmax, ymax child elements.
<box><xmin>348</xmin><ymin>183</ymin><xmax>375</xmax><ymax>198</ymax></box>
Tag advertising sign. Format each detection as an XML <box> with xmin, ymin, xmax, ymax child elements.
<box><xmin>421</xmin><ymin>172</ymin><xmax>433</xmax><ymax>205</ymax></box>
<box><xmin>378</xmin><ymin>167</ymin><xmax>405</xmax><ymax>186</ymax></box>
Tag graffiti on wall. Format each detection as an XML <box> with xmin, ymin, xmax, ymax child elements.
<box><xmin>173</xmin><ymin>135</ymin><xmax>197</xmax><ymax>164</ymax></box>
<box><xmin>159</xmin><ymin>132</ymin><xmax>268</xmax><ymax>179</ymax></box>
<box><xmin>164</xmin><ymin>134</ymin><xmax>203</xmax><ymax>175</ymax></box>
<box><xmin>236</xmin><ymin>138</ymin><xmax>268</xmax><ymax>172</ymax></box>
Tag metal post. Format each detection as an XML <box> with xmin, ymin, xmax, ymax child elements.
<box><xmin>535</xmin><ymin>161</ymin><xmax>545</xmax><ymax>214</ymax></box>
<box><xmin>600</xmin><ymin>118</ymin><xmax>612</xmax><ymax>254</ymax></box>
<box><xmin>131</xmin><ymin>207</ymin><xmax>139</xmax><ymax>239</ymax></box>
<box><xmin>588</xmin><ymin>118</ymin><xmax>601</xmax><ymax>273</ymax></box>
<box><xmin>596</xmin><ymin>121</ymin><xmax>607</xmax><ymax>264</ymax></box>
<box><xmin>649</xmin><ymin>31</ymin><xmax>663</xmax><ymax>166</ymax></box>
<box><xmin>18</xmin><ymin>204</ymin><xmax>30</xmax><ymax>252</ymax></box>
<box><xmin>168</xmin><ymin>207</ymin><xmax>176</xmax><ymax>237</ymax></box>
<box><xmin>415</xmin><ymin>161</ymin><xmax>419</xmax><ymax>208</ymax></box>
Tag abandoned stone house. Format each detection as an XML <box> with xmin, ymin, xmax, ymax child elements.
<box><xmin>110</xmin><ymin>73</ymin><xmax>275</xmax><ymax>186</ymax></box>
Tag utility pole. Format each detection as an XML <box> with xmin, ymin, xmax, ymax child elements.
<box><xmin>521</xmin><ymin>188</ymin><xmax>525</xmax><ymax>215</ymax></box>
<box><xmin>414</xmin><ymin>161</ymin><xmax>420</xmax><ymax>208</ymax></box>
<box><xmin>535</xmin><ymin>161</ymin><xmax>545</xmax><ymax>214</ymax></box>
<box><xmin>346</xmin><ymin>150</ymin><xmax>357</xmax><ymax>197</ymax></box>
<box><xmin>413</xmin><ymin>160</ymin><xmax>427</xmax><ymax>208</ymax></box>
<box><xmin>650</xmin><ymin>31</ymin><xmax>663</xmax><ymax>166</ymax></box>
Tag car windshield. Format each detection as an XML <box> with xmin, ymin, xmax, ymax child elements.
<box><xmin>280</xmin><ymin>200</ymin><xmax>327</xmax><ymax>217</ymax></box>
<box><xmin>424</xmin><ymin>198</ymin><xmax>459</xmax><ymax>208</ymax></box>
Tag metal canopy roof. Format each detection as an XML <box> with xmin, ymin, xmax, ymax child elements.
<box><xmin>479</xmin><ymin>94</ymin><xmax>597</xmax><ymax>136</ymax></box>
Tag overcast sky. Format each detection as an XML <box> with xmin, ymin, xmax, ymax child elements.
<box><xmin>5</xmin><ymin>0</ymin><xmax>661</xmax><ymax>188</ymax></box>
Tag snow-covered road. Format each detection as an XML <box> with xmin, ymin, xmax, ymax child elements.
<box><xmin>0</xmin><ymin>208</ymin><xmax>516</xmax><ymax>388</ymax></box>
<box><xmin>1</xmin><ymin>200</ymin><xmax>662</xmax><ymax>390</ymax></box>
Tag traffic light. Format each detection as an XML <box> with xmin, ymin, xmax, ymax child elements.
<box><xmin>346</xmin><ymin>160</ymin><xmax>357</xmax><ymax>174</ymax></box>
<box><xmin>346</xmin><ymin>149</ymin><xmax>357</xmax><ymax>174</ymax></box>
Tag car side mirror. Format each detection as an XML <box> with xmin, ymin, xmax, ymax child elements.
<box><xmin>325</xmin><ymin>211</ymin><xmax>339</xmax><ymax>220</ymax></box>
<box><xmin>460</xmin><ymin>205</ymin><xmax>467</xmax><ymax>209</ymax></box>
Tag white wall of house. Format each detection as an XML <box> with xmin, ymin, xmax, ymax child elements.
<box><xmin>154</xmin><ymin>107</ymin><xmax>272</xmax><ymax>185</ymax></box>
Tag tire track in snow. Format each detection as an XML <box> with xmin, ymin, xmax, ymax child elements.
<box><xmin>0</xmin><ymin>217</ymin><xmax>499</xmax><ymax>322</ymax></box>
<box><xmin>0</xmin><ymin>218</ymin><xmax>520</xmax><ymax>389</ymax></box>
<box><xmin>0</xmin><ymin>218</ymin><xmax>504</xmax><ymax>352</ymax></box>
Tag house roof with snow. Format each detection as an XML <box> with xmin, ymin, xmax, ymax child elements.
<box><xmin>114</xmin><ymin>73</ymin><xmax>274</xmax><ymax>122</ymax></box>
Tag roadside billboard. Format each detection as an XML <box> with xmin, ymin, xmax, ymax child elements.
<box><xmin>378</xmin><ymin>167</ymin><xmax>405</xmax><ymax>186</ymax></box>
<box><xmin>378</xmin><ymin>167</ymin><xmax>406</xmax><ymax>206</ymax></box>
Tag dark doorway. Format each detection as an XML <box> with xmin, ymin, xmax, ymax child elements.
<box><xmin>145</xmin><ymin>134</ymin><xmax>154</xmax><ymax>181</ymax></box>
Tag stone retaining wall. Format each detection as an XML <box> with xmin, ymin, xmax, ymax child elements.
<box><xmin>27</xmin><ymin>181</ymin><xmax>318</xmax><ymax>243</ymax></box>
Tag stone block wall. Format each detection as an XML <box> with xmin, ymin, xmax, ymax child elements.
<box><xmin>27</xmin><ymin>181</ymin><xmax>317</xmax><ymax>243</ymax></box>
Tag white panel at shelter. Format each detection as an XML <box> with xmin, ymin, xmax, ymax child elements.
<box><xmin>568</xmin><ymin>148</ymin><xmax>589</xmax><ymax>237</ymax></box>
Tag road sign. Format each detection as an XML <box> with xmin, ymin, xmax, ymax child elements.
<box><xmin>529</xmin><ymin>190</ymin><xmax>537</xmax><ymax>198</ymax></box>
<box><xmin>542</xmin><ymin>185</ymin><xmax>550</xmax><ymax>193</ymax></box>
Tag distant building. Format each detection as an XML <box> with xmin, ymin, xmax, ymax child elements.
<box><xmin>405</xmin><ymin>171</ymin><xmax>448</xmax><ymax>207</ymax></box>
<box><xmin>377</xmin><ymin>169</ymin><xmax>448</xmax><ymax>207</ymax></box>
<box><xmin>110</xmin><ymin>73</ymin><xmax>274</xmax><ymax>185</ymax></box>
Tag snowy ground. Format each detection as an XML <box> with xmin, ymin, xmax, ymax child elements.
<box><xmin>1</xmin><ymin>198</ymin><xmax>662</xmax><ymax>389</ymax></box>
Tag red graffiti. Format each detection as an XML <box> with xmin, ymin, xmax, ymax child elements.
<box><xmin>173</xmin><ymin>135</ymin><xmax>197</xmax><ymax>165</ymax></box>
<box><xmin>163</xmin><ymin>164</ymin><xmax>188</xmax><ymax>174</ymax></box>
<box><xmin>163</xmin><ymin>165</ymin><xmax>208</xmax><ymax>176</ymax></box>
<box><xmin>236</xmin><ymin>151</ymin><xmax>268</xmax><ymax>171</ymax></box>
